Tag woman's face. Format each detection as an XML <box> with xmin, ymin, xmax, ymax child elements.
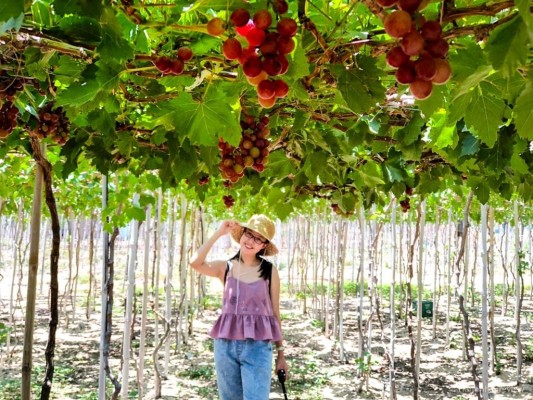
<box><xmin>240</xmin><ymin>228</ymin><xmax>268</xmax><ymax>255</ymax></box>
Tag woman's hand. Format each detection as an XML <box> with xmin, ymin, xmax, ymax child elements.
<box><xmin>216</xmin><ymin>220</ymin><xmax>240</xmax><ymax>237</ymax></box>
<box><xmin>275</xmin><ymin>354</ymin><xmax>289</xmax><ymax>380</ymax></box>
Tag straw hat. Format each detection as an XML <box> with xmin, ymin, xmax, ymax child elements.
<box><xmin>231</xmin><ymin>214</ymin><xmax>279</xmax><ymax>256</ymax></box>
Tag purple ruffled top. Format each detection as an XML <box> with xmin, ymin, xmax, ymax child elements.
<box><xmin>209</xmin><ymin>274</ymin><xmax>282</xmax><ymax>341</ymax></box>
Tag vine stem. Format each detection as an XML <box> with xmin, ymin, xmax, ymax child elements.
<box><xmin>29</xmin><ymin>136</ymin><xmax>60</xmax><ymax>400</ymax></box>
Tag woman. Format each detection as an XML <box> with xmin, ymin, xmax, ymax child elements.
<box><xmin>189</xmin><ymin>214</ymin><xmax>289</xmax><ymax>400</ymax></box>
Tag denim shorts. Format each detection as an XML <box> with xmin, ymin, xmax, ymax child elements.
<box><xmin>214</xmin><ymin>338</ymin><xmax>273</xmax><ymax>400</ymax></box>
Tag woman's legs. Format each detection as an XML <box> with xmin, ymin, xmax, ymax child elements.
<box><xmin>241</xmin><ymin>339</ymin><xmax>273</xmax><ymax>400</ymax></box>
<box><xmin>214</xmin><ymin>339</ymin><xmax>272</xmax><ymax>400</ymax></box>
<box><xmin>214</xmin><ymin>339</ymin><xmax>243</xmax><ymax>400</ymax></box>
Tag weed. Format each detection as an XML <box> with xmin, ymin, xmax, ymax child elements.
<box><xmin>179</xmin><ymin>364</ymin><xmax>214</xmax><ymax>380</ymax></box>
<box><xmin>525</xmin><ymin>337</ymin><xmax>533</xmax><ymax>362</ymax></box>
<box><xmin>201</xmin><ymin>294</ymin><xmax>221</xmax><ymax>310</ymax></box>
<box><xmin>311</xmin><ymin>319</ymin><xmax>325</xmax><ymax>331</ymax></box>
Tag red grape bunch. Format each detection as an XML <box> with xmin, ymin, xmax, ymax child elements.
<box><xmin>399</xmin><ymin>197</ymin><xmax>411</xmax><ymax>213</ymax></box>
<box><xmin>223</xmin><ymin>194</ymin><xmax>235</xmax><ymax>209</ymax></box>
<box><xmin>0</xmin><ymin>73</ymin><xmax>25</xmax><ymax>101</ymax></box>
<box><xmin>152</xmin><ymin>46</ymin><xmax>194</xmax><ymax>76</ymax></box>
<box><xmin>218</xmin><ymin>114</ymin><xmax>271</xmax><ymax>184</ymax></box>
<box><xmin>0</xmin><ymin>101</ymin><xmax>19</xmax><ymax>139</ymax></box>
<box><xmin>207</xmin><ymin>1</ymin><xmax>294</xmax><ymax>108</ymax></box>
<box><xmin>198</xmin><ymin>175</ymin><xmax>210</xmax><ymax>185</ymax></box>
<box><xmin>380</xmin><ymin>0</ymin><xmax>451</xmax><ymax>100</ymax></box>
<box><xmin>36</xmin><ymin>104</ymin><xmax>70</xmax><ymax>145</ymax></box>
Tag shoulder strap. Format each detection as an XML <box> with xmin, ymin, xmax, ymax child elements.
<box><xmin>262</xmin><ymin>259</ymin><xmax>273</xmax><ymax>296</ymax></box>
<box><xmin>223</xmin><ymin>261</ymin><xmax>230</xmax><ymax>285</ymax></box>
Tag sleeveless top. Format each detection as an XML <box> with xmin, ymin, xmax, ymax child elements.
<box><xmin>209</xmin><ymin>262</ymin><xmax>282</xmax><ymax>341</ymax></box>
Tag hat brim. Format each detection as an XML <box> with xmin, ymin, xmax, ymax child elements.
<box><xmin>230</xmin><ymin>225</ymin><xmax>279</xmax><ymax>256</ymax></box>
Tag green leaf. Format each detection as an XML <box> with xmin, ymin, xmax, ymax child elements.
<box><xmin>428</xmin><ymin>111</ymin><xmax>457</xmax><ymax>149</ymax></box>
<box><xmin>396</xmin><ymin>112</ymin><xmax>424</xmax><ymax>145</ymax></box>
<box><xmin>303</xmin><ymin>151</ymin><xmax>329</xmax><ymax>183</ymax></box>
<box><xmin>53</xmin><ymin>0</ymin><xmax>103</xmax><ymax>18</ymax></box>
<box><xmin>514</xmin><ymin>82</ymin><xmax>533</xmax><ymax>139</ymax></box>
<box><xmin>158</xmin><ymin>87</ymin><xmax>240</xmax><ymax>147</ymax></box>
<box><xmin>285</xmin><ymin>42</ymin><xmax>310</xmax><ymax>81</ymax></box>
<box><xmin>463</xmin><ymin>83</ymin><xmax>506</xmax><ymax>147</ymax></box>
<box><xmin>97</xmin><ymin>8</ymin><xmax>134</xmax><ymax>61</ymax></box>
<box><xmin>54</xmin><ymin>56</ymin><xmax>86</xmax><ymax>84</ymax></box>
<box><xmin>486</xmin><ymin>17</ymin><xmax>528</xmax><ymax>78</ymax></box>
<box><xmin>467</xmin><ymin>177</ymin><xmax>490</xmax><ymax>204</ymax></box>
<box><xmin>125</xmin><ymin>205</ymin><xmax>146</xmax><ymax>221</ymax></box>
<box><xmin>460</xmin><ymin>132</ymin><xmax>479</xmax><ymax>157</ymax></box>
<box><xmin>55</xmin><ymin>79</ymin><xmax>101</xmax><ymax>107</ymax></box>
<box><xmin>116</xmin><ymin>132</ymin><xmax>137</xmax><ymax>157</ymax></box>
<box><xmin>516</xmin><ymin>0</ymin><xmax>533</xmax><ymax>42</ymax></box>
<box><xmin>452</xmin><ymin>65</ymin><xmax>492</xmax><ymax>99</ymax></box>
<box><xmin>32</xmin><ymin>0</ymin><xmax>53</xmax><ymax>26</ymax></box>
<box><xmin>340</xmin><ymin>191</ymin><xmax>357</xmax><ymax>213</ymax></box>
<box><xmin>510</xmin><ymin>148</ymin><xmax>529</xmax><ymax>174</ymax></box>
<box><xmin>0</xmin><ymin>0</ymin><xmax>24</xmax><ymax>34</ymax></box>
<box><xmin>58</xmin><ymin>15</ymin><xmax>102</xmax><ymax>45</ymax></box>
<box><xmin>332</xmin><ymin>56</ymin><xmax>386</xmax><ymax>114</ymax></box>
<box><xmin>382</xmin><ymin>162</ymin><xmax>404</xmax><ymax>183</ymax></box>
<box><xmin>417</xmin><ymin>84</ymin><xmax>446</xmax><ymax>118</ymax></box>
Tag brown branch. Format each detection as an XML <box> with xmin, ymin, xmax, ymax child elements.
<box><xmin>6</xmin><ymin>30</ymin><xmax>94</xmax><ymax>61</ymax></box>
<box><xmin>29</xmin><ymin>138</ymin><xmax>60</xmax><ymax>400</ymax></box>
<box><xmin>443</xmin><ymin>13</ymin><xmax>518</xmax><ymax>41</ymax></box>
<box><xmin>442</xmin><ymin>0</ymin><xmax>516</xmax><ymax>23</ymax></box>
<box><xmin>453</xmin><ymin>191</ymin><xmax>482</xmax><ymax>400</ymax></box>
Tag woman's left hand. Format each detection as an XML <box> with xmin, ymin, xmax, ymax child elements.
<box><xmin>276</xmin><ymin>354</ymin><xmax>289</xmax><ymax>379</ymax></box>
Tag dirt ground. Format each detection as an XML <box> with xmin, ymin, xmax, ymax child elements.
<box><xmin>1</xmin><ymin>286</ymin><xmax>533</xmax><ymax>400</ymax></box>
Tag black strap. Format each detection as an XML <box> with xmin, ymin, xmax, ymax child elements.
<box><xmin>224</xmin><ymin>261</ymin><xmax>230</xmax><ymax>285</ymax></box>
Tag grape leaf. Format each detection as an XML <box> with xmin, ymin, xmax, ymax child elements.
<box><xmin>58</xmin><ymin>15</ymin><xmax>102</xmax><ymax>45</ymax></box>
<box><xmin>486</xmin><ymin>16</ymin><xmax>528</xmax><ymax>78</ymax></box>
<box><xmin>460</xmin><ymin>132</ymin><xmax>479</xmax><ymax>157</ymax></box>
<box><xmin>395</xmin><ymin>112</ymin><xmax>424</xmax><ymax>145</ymax></box>
<box><xmin>0</xmin><ymin>0</ymin><xmax>24</xmax><ymax>35</ymax></box>
<box><xmin>53</xmin><ymin>0</ymin><xmax>103</xmax><ymax>18</ymax></box>
<box><xmin>382</xmin><ymin>162</ymin><xmax>404</xmax><ymax>183</ymax></box>
<box><xmin>428</xmin><ymin>111</ymin><xmax>457</xmax><ymax>149</ymax></box>
<box><xmin>417</xmin><ymin>84</ymin><xmax>446</xmax><ymax>118</ymax></box>
<box><xmin>156</xmin><ymin>87</ymin><xmax>241</xmax><ymax>147</ymax></box>
<box><xmin>516</xmin><ymin>0</ymin><xmax>533</xmax><ymax>42</ymax></box>
<box><xmin>32</xmin><ymin>0</ymin><xmax>53</xmax><ymax>26</ymax></box>
<box><xmin>332</xmin><ymin>56</ymin><xmax>386</xmax><ymax>114</ymax></box>
<box><xmin>510</xmin><ymin>147</ymin><xmax>529</xmax><ymax>175</ymax></box>
<box><xmin>55</xmin><ymin>79</ymin><xmax>101</xmax><ymax>106</ymax></box>
<box><xmin>97</xmin><ymin>8</ymin><xmax>134</xmax><ymax>61</ymax></box>
<box><xmin>463</xmin><ymin>83</ymin><xmax>505</xmax><ymax>147</ymax></box>
<box><xmin>514</xmin><ymin>82</ymin><xmax>533</xmax><ymax>139</ymax></box>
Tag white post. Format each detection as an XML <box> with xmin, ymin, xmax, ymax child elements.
<box><xmin>138</xmin><ymin>204</ymin><xmax>151</xmax><ymax>398</ymax></box>
<box><xmin>122</xmin><ymin>193</ymin><xmax>140</xmax><ymax>399</ymax></box>
<box><xmin>415</xmin><ymin>201</ymin><xmax>425</xmax><ymax>384</ymax></box>
<box><xmin>390</xmin><ymin>198</ymin><xmax>397</xmax><ymax>399</ymax></box>
<box><xmin>480</xmin><ymin>204</ymin><xmax>489</xmax><ymax>400</ymax></box>
<box><xmin>98</xmin><ymin>176</ymin><xmax>109</xmax><ymax>400</ymax></box>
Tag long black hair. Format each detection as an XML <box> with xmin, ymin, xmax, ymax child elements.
<box><xmin>230</xmin><ymin>250</ymin><xmax>272</xmax><ymax>280</ymax></box>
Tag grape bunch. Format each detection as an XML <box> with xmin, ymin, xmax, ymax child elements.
<box><xmin>207</xmin><ymin>1</ymin><xmax>295</xmax><ymax>108</ymax></box>
<box><xmin>36</xmin><ymin>104</ymin><xmax>70</xmax><ymax>145</ymax></box>
<box><xmin>218</xmin><ymin>114</ymin><xmax>271</xmax><ymax>184</ymax></box>
<box><xmin>198</xmin><ymin>175</ymin><xmax>210</xmax><ymax>185</ymax></box>
<box><xmin>0</xmin><ymin>101</ymin><xmax>19</xmax><ymax>139</ymax></box>
<box><xmin>0</xmin><ymin>73</ymin><xmax>25</xmax><ymax>101</ymax></box>
<box><xmin>152</xmin><ymin>46</ymin><xmax>194</xmax><ymax>76</ymax></box>
<box><xmin>380</xmin><ymin>0</ymin><xmax>451</xmax><ymax>100</ymax></box>
<box><xmin>400</xmin><ymin>197</ymin><xmax>411</xmax><ymax>213</ymax></box>
<box><xmin>223</xmin><ymin>194</ymin><xmax>235</xmax><ymax>209</ymax></box>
